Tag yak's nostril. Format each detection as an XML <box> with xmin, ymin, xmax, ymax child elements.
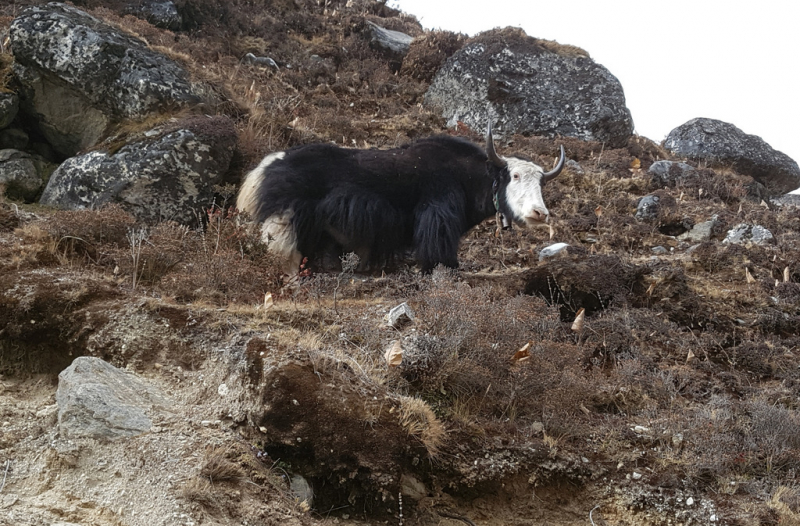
<box><xmin>527</xmin><ymin>210</ymin><xmax>548</xmax><ymax>223</ymax></box>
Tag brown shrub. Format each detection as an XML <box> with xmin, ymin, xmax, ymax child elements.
<box><xmin>144</xmin><ymin>205</ymin><xmax>286</xmax><ymax>304</ymax></box>
<box><xmin>400</xmin><ymin>30</ymin><xmax>466</xmax><ymax>82</ymax></box>
<box><xmin>399</xmin><ymin>274</ymin><xmax>595</xmax><ymax>424</ymax></box>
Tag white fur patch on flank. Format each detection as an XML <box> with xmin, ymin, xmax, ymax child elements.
<box><xmin>262</xmin><ymin>210</ymin><xmax>302</xmax><ymax>273</ymax></box>
<box><xmin>236</xmin><ymin>151</ymin><xmax>286</xmax><ymax>218</ymax></box>
<box><xmin>503</xmin><ymin>156</ymin><xmax>549</xmax><ymax>224</ymax></box>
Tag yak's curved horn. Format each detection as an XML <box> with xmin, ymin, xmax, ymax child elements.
<box><xmin>485</xmin><ymin>123</ymin><xmax>506</xmax><ymax>168</ymax></box>
<box><xmin>541</xmin><ymin>145</ymin><xmax>566</xmax><ymax>185</ymax></box>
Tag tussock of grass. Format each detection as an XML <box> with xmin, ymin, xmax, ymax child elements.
<box><xmin>398</xmin><ymin>395</ymin><xmax>445</xmax><ymax>457</ymax></box>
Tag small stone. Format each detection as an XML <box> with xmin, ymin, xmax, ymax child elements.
<box><xmin>244</xmin><ymin>53</ymin><xmax>279</xmax><ymax>70</ymax></box>
<box><xmin>686</xmin><ymin>497</ymin><xmax>694</xmax><ymax>506</ymax></box>
<box><xmin>651</xmin><ymin>246</ymin><xmax>668</xmax><ymax>255</ymax></box>
<box><xmin>365</xmin><ymin>21</ymin><xmax>413</xmax><ymax>55</ymax></box>
<box><xmin>538</xmin><ymin>242</ymin><xmax>570</xmax><ymax>261</ymax></box>
<box><xmin>290</xmin><ymin>474</ymin><xmax>314</xmax><ymax>507</ymax></box>
<box><xmin>678</xmin><ymin>216</ymin><xmax>718</xmax><ymax>243</ymax></box>
<box><xmin>385</xmin><ymin>302</ymin><xmax>415</xmax><ymax>328</ymax></box>
<box><xmin>648</xmin><ymin>160</ymin><xmax>696</xmax><ymax>188</ymax></box>
<box><xmin>635</xmin><ymin>195</ymin><xmax>660</xmax><ymax>221</ymax></box>
<box><xmin>632</xmin><ymin>472</ymin><xmax>642</xmax><ymax>480</ymax></box>
<box><xmin>217</xmin><ymin>384</ymin><xmax>229</xmax><ymax>396</ymax></box>
<box><xmin>723</xmin><ymin>223</ymin><xmax>774</xmax><ymax>245</ymax></box>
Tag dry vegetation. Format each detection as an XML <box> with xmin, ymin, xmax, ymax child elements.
<box><xmin>2</xmin><ymin>1</ymin><xmax>800</xmax><ymax>525</ymax></box>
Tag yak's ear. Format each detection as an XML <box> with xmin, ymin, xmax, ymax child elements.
<box><xmin>541</xmin><ymin>145</ymin><xmax>566</xmax><ymax>185</ymax></box>
<box><xmin>485</xmin><ymin>123</ymin><xmax>506</xmax><ymax>168</ymax></box>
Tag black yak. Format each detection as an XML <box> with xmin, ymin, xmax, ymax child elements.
<box><xmin>237</xmin><ymin>127</ymin><xmax>564</xmax><ymax>272</ymax></box>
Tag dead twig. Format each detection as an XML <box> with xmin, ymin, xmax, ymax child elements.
<box><xmin>0</xmin><ymin>460</ymin><xmax>10</xmax><ymax>493</ymax></box>
<box><xmin>590</xmin><ymin>504</ymin><xmax>601</xmax><ymax>526</ymax></box>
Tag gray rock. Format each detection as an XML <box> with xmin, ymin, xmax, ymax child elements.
<box><xmin>678</xmin><ymin>216</ymin><xmax>718</xmax><ymax>243</ymax></box>
<box><xmin>771</xmin><ymin>193</ymin><xmax>800</xmax><ymax>208</ymax></box>
<box><xmin>400</xmin><ymin>473</ymin><xmax>427</xmax><ymax>500</ymax></box>
<box><xmin>651</xmin><ymin>246</ymin><xmax>668</xmax><ymax>255</ymax></box>
<box><xmin>57</xmin><ymin>357</ymin><xmax>170</xmax><ymax>441</ymax></box>
<box><xmin>648</xmin><ymin>160</ymin><xmax>695</xmax><ymax>188</ymax></box>
<box><xmin>664</xmin><ymin>118</ymin><xmax>800</xmax><ymax>195</ymax></box>
<box><xmin>424</xmin><ymin>29</ymin><xmax>633</xmax><ymax>148</ymax></box>
<box><xmin>0</xmin><ymin>93</ymin><xmax>19</xmax><ymax>129</ymax></box>
<box><xmin>244</xmin><ymin>53</ymin><xmax>279</xmax><ymax>70</ymax></box>
<box><xmin>0</xmin><ymin>149</ymin><xmax>53</xmax><ymax>202</ymax></box>
<box><xmin>385</xmin><ymin>302</ymin><xmax>415</xmax><ymax>328</ymax></box>
<box><xmin>635</xmin><ymin>194</ymin><xmax>660</xmax><ymax>221</ymax></box>
<box><xmin>10</xmin><ymin>3</ymin><xmax>203</xmax><ymax>156</ymax></box>
<box><xmin>538</xmin><ymin>242</ymin><xmax>570</xmax><ymax>261</ymax></box>
<box><xmin>13</xmin><ymin>65</ymin><xmax>109</xmax><ymax>156</ymax></box>
<box><xmin>722</xmin><ymin>223</ymin><xmax>774</xmax><ymax>246</ymax></box>
<box><xmin>40</xmin><ymin>116</ymin><xmax>237</xmax><ymax>223</ymax></box>
<box><xmin>0</xmin><ymin>128</ymin><xmax>29</xmax><ymax>150</ymax></box>
<box><xmin>127</xmin><ymin>1</ymin><xmax>182</xmax><ymax>31</ymax></box>
<box><xmin>365</xmin><ymin>21</ymin><xmax>413</xmax><ymax>55</ymax></box>
<box><xmin>289</xmin><ymin>474</ymin><xmax>314</xmax><ymax>508</ymax></box>
<box><xmin>566</xmin><ymin>159</ymin><xmax>584</xmax><ymax>175</ymax></box>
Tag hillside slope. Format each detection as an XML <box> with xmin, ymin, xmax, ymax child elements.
<box><xmin>1</xmin><ymin>1</ymin><xmax>800</xmax><ymax>525</ymax></box>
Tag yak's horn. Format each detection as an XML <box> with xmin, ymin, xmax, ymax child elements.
<box><xmin>485</xmin><ymin>123</ymin><xmax>506</xmax><ymax>168</ymax></box>
<box><xmin>541</xmin><ymin>145</ymin><xmax>566</xmax><ymax>185</ymax></box>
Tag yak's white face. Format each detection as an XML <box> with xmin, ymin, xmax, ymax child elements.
<box><xmin>503</xmin><ymin>157</ymin><xmax>551</xmax><ymax>225</ymax></box>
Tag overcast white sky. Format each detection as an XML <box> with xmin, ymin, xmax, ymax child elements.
<box><xmin>394</xmin><ymin>0</ymin><xmax>800</xmax><ymax>189</ymax></box>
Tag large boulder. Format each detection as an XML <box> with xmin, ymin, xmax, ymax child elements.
<box><xmin>424</xmin><ymin>28</ymin><xmax>634</xmax><ymax>148</ymax></box>
<box><xmin>0</xmin><ymin>149</ymin><xmax>54</xmax><ymax>201</ymax></box>
<box><xmin>57</xmin><ymin>357</ymin><xmax>170</xmax><ymax>441</ymax></box>
<box><xmin>664</xmin><ymin>118</ymin><xmax>800</xmax><ymax>195</ymax></box>
<box><xmin>9</xmin><ymin>3</ymin><xmax>203</xmax><ymax>156</ymax></box>
<box><xmin>39</xmin><ymin>116</ymin><xmax>237</xmax><ymax>223</ymax></box>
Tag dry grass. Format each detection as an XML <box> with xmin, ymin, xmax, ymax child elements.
<box><xmin>770</xmin><ymin>486</ymin><xmax>800</xmax><ymax>525</ymax></box>
<box><xmin>200</xmin><ymin>447</ymin><xmax>246</xmax><ymax>483</ymax></box>
<box><xmin>398</xmin><ymin>395</ymin><xmax>445</xmax><ymax>458</ymax></box>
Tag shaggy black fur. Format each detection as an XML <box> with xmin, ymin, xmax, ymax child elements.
<box><xmin>249</xmin><ymin>136</ymin><xmax>511</xmax><ymax>271</ymax></box>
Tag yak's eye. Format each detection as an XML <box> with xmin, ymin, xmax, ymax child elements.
<box><xmin>512</xmin><ymin>173</ymin><xmax>520</xmax><ymax>181</ymax></box>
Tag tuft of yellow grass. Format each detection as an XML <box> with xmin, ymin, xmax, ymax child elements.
<box><xmin>398</xmin><ymin>396</ymin><xmax>445</xmax><ymax>458</ymax></box>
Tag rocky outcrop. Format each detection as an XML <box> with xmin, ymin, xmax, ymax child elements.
<box><xmin>40</xmin><ymin>116</ymin><xmax>237</xmax><ymax>223</ymax></box>
<box><xmin>9</xmin><ymin>3</ymin><xmax>203</xmax><ymax>156</ymax></box>
<box><xmin>424</xmin><ymin>28</ymin><xmax>633</xmax><ymax>147</ymax></box>
<box><xmin>0</xmin><ymin>149</ymin><xmax>53</xmax><ymax>202</ymax></box>
<box><xmin>57</xmin><ymin>356</ymin><xmax>170</xmax><ymax>441</ymax></box>
<box><xmin>664</xmin><ymin>118</ymin><xmax>800</xmax><ymax>195</ymax></box>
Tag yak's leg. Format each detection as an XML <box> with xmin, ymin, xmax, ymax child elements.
<box><xmin>413</xmin><ymin>195</ymin><xmax>466</xmax><ymax>272</ymax></box>
<box><xmin>317</xmin><ymin>187</ymin><xmax>402</xmax><ymax>269</ymax></box>
<box><xmin>261</xmin><ymin>210</ymin><xmax>302</xmax><ymax>274</ymax></box>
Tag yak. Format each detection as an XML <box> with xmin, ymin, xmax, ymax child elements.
<box><xmin>236</xmin><ymin>126</ymin><xmax>565</xmax><ymax>272</ymax></box>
